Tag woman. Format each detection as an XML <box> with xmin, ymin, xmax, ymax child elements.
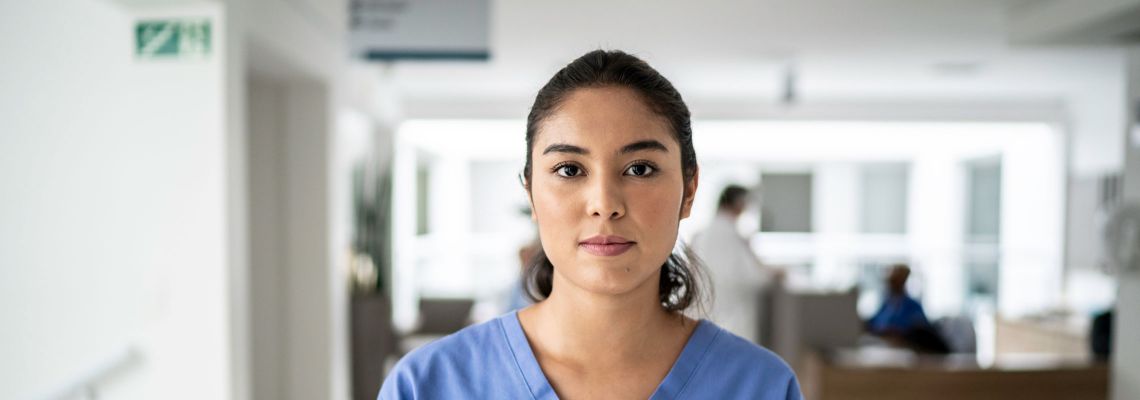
<box><xmin>380</xmin><ymin>50</ymin><xmax>801</xmax><ymax>399</ymax></box>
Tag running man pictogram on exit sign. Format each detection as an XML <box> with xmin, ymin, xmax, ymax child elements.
<box><xmin>135</xmin><ymin>19</ymin><xmax>211</xmax><ymax>58</ymax></box>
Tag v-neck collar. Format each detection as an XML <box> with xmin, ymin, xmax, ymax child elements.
<box><xmin>498</xmin><ymin>310</ymin><xmax>721</xmax><ymax>400</ymax></box>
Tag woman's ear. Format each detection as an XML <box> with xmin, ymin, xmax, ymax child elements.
<box><xmin>680</xmin><ymin>166</ymin><xmax>699</xmax><ymax>219</ymax></box>
<box><xmin>520</xmin><ymin>172</ymin><xmax>536</xmax><ymax>220</ymax></box>
<box><xmin>526</xmin><ymin>192</ymin><xmax>537</xmax><ymax>221</ymax></box>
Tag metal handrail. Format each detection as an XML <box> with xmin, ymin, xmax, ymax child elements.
<box><xmin>35</xmin><ymin>345</ymin><xmax>141</xmax><ymax>400</ymax></box>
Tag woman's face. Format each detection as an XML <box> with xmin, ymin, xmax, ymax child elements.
<box><xmin>529</xmin><ymin>86</ymin><xmax>697</xmax><ymax>299</ymax></box>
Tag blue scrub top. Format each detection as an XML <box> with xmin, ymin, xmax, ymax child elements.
<box><xmin>379</xmin><ymin>310</ymin><xmax>802</xmax><ymax>399</ymax></box>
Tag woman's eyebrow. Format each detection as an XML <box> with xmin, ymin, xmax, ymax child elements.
<box><xmin>620</xmin><ymin>139</ymin><xmax>668</xmax><ymax>154</ymax></box>
<box><xmin>542</xmin><ymin>143</ymin><xmax>588</xmax><ymax>155</ymax></box>
<box><xmin>541</xmin><ymin>140</ymin><xmax>668</xmax><ymax>156</ymax></box>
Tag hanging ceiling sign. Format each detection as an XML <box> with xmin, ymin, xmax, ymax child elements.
<box><xmin>349</xmin><ymin>0</ymin><xmax>490</xmax><ymax>62</ymax></box>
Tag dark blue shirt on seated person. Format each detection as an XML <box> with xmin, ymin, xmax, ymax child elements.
<box><xmin>867</xmin><ymin>294</ymin><xmax>930</xmax><ymax>335</ymax></box>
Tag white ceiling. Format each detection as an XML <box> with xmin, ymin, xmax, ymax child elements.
<box><xmin>383</xmin><ymin>0</ymin><xmax>1102</xmax><ymax>99</ymax></box>
<box><xmin>371</xmin><ymin>0</ymin><xmax>1134</xmax><ymax>174</ymax></box>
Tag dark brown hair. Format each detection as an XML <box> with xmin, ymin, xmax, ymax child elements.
<box><xmin>717</xmin><ymin>185</ymin><xmax>749</xmax><ymax>210</ymax></box>
<box><xmin>521</xmin><ymin>49</ymin><xmax>706</xmax><ymax>313</ymax></box>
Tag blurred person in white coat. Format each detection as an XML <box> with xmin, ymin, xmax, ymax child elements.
<box><xmin>691</xmin><ymin>185</ymin><xmax>775</xmax><ymax>344</ymax></box>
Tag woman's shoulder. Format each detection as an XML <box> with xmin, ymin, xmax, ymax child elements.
<box><xmin>378</xmin><ymin>313</ymin><xmax>533</xmax><ymax>399</ymax></box>
<box><xmin>688</xmin><ymin>320</ymin><xmax>802</xmax><ymax>398</ymax></box>
<box><xmin>704</xmin><ymin>321</ymin><xmax>794</xmax><ymax>372</ymax></box>
<box><xmin>387</xmin><ymin>314</ymin><xmax>507</xmax><ymax>373</ymax></box>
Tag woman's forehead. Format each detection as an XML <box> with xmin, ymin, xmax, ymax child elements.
<box><xmin>535</xmin><ymin>87</ymin><xmax>676</xmax><ymax>153</ymax></box>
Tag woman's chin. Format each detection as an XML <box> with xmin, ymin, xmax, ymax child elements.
<box><xmin>572</xmin><ymin>268</ymin><xmax>658</xmax><ymax>298</ymax></box>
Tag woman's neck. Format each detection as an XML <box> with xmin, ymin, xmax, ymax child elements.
<box><xmin>519</xmin><ymin>271</ymin><xmax>693</xmax><ymax>367</ymax></box>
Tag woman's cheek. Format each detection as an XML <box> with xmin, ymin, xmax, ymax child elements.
<box><xmin>543</xmin><ymin>186</ymin><xmax>579</xmax><ymax>224</ymax></box>
<box><xmin>638</xmin><ymin>184</ymin><xmax>682</xmax><ymax>222</ymax></box>
<box><xmin>534</xmin><ymin>184</ymin><xmax>579</xmax><ymax>254</ymax></box>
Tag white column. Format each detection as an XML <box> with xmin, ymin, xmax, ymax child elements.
<box><xmin>908</xmin><ymin>153</ymin><xmax>965</xmax><ymax>318</ymax></box>
<box><xmin>391</xmin><ymin>136</ymin><xmax>419</xmax><ymax>331</ymax></box>
<box><xmin>1114</xmin><ymin>46</ymin><xmax>1140</xmax><ymax>400</ymax></box>
<box><xmin>812</xmin><ymin>163</ymin><xmax>859</xmax><ymax>288</ymax></box>
<box><xmin>998</xmin><ymin>127</ymin><xmax>1066</xmax><ymax>317</ymax></box>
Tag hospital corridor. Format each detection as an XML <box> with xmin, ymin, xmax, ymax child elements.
<box><xmin>3</xmin><ymin>1</ymin><xmax>1140</xmax><ymax>399</ymax></box>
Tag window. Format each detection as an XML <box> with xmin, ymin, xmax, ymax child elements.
<box><xmin>416</xmin><ymin>163</ymin><xmax>430</xmax><ymax>235</ymax></box>
<box><xmin>760</xmin><ymin>172</ymin><xmax>813</xmax><ymax>232</ymax></box>
<box><xmin>860</xmin><ymin>163</ymin><xmax>909</xmax><ymax>234</ymax></box>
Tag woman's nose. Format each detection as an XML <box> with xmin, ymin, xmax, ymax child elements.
<box><xmin>586</xmin><ymin>176</ymin><xmax>626</xmax><ymax>219</ymax></box>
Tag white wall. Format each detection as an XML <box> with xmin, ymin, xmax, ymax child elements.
<box><xmin>247</xmin><ymin>78</ymin><xmax>286</xmax><ymax>400</ymax></box>
<box><xmin>229</xmin><ymin>0</ymin><xmax>356</xmax><ymax>398</ymax></box>
<box><xmin>281</xmin><ymin>80</ymin><xmax>336</xmax><ymax>400</ymax></box>
<box><xmin>246</xmin><ymin>77</ymin><xmax>344</xmax><ymax>400</ymax></box>
<box><xmin>0</xmin><ymin>0</ymin><xmax>369</xmax><ymax>399</ymax></box>
<box><xmin>0</xmin><ymin>1</ymin><xmax>230</xmax><ymax>399</ymax></box>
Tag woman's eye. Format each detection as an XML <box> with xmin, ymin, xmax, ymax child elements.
<box><xmin>625</xmin><ymin>163</ymin><xmax>655</xmax><ymax>176</ymax></box>
<box><xmin>556</xmin><ymin>164</ymin><xmax>582</xmax><ymax>177</ymax></box>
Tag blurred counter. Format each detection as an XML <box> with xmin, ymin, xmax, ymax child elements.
<box><xmin>800</xmin><ymin>348</ymin><xmax>1108</xmax><ymax>400</ymax></box>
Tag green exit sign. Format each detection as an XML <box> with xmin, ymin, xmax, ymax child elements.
<box><xmin>135</xmin><ymin>19</ymin><xmax>211</xmax><ymax>58</ymax></box>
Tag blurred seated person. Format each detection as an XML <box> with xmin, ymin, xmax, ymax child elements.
<box><xmin>866</xmin><ymin>264</ymin><xmax>949</xmax><ymax>353</ymax></box>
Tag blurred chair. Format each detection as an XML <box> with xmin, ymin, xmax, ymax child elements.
<box><xmin>415</xmin><ymin>298</ymin><xmax>475</xmax><ymax>334</ymax></box>
<box><xmin>934</xmin><ymin>315</ymin><xmax>977</xmax><ymax>353</ymax></box>
<box><xmin>1090</xmin><ymin>309</ymin><xmax>1112</xmax><ymax>361</ymax></box>
<box><xmin>352</xmin><ymin>297</ymin><xmax>476</xmax><ymax>399</ymax></box>
<box><xmin>397</xmin><ymin>298</ymin><xmax>475</xmax><ymax>355</ymax></box>
<box><xmin>770</xmin><ymin>286</ymin><xmax>863</xmax><ymax>372</ymax></box>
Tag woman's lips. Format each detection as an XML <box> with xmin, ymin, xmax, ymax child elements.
<box><xmin>579</xmin><ymin>235</ymin><xmax>635</xmax><ymax>256</ymax></box>
<box><xmin>579</xmin><ymin>242</ymin><xmax>635</xmax><ymax>256</ymax></box>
